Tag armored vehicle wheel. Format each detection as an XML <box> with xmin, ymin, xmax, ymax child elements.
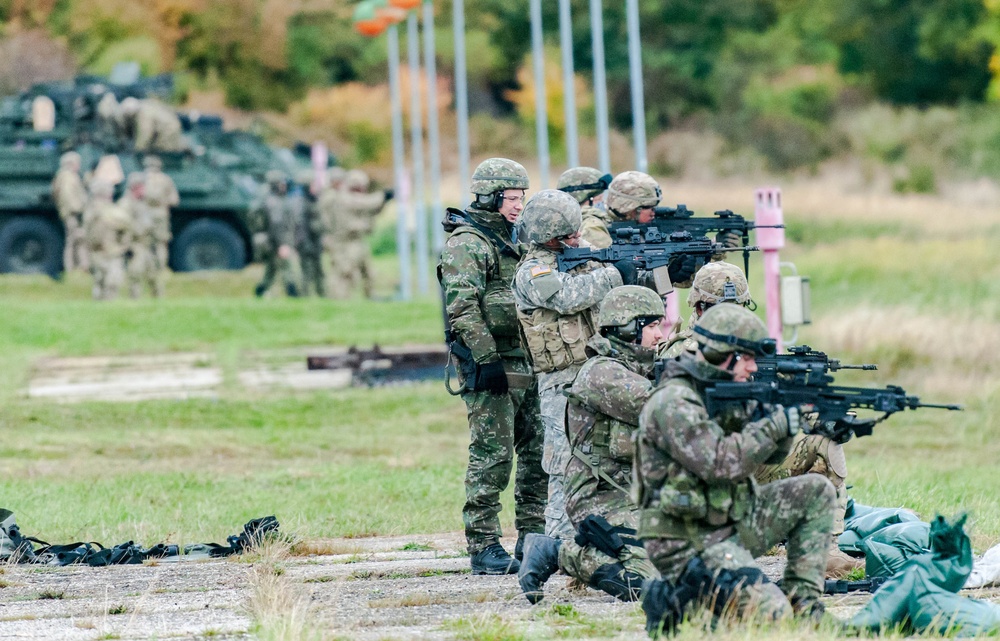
<box><xmin>0</xmin><ymin>216</ymin><xmax>63</xmax><ymax>277</ymax></box>
<box><xmin>171</xmin><ymin>218</ymin><xmax>247</xmax><ymax>271</ymax></box>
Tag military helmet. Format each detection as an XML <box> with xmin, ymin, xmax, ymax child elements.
<box><xmin>606</xmin><ymin>171</ymin><xmax>661</xmax><ymax>216</ymax></box>
<box><xmin>516</xmin><ymin>189</ymin><xmax>582</xmax><ymax>244</ymax></box>
<box><xmin>599</xmin><ymin>285</ymin><xmax>665</xmax><ymax>328</ymax></box>
<box><xmin>688</xmin><ymin>262</ymin><xmax>752</xmax><ymax>308</ymax></box>
<box><xmin>120</xmin><ymin>96</ymin><xmax>140</xmax><ymax>115</ymax></box>
<box><xmin>59</xmin><ymin>151</ymin><xmax>81</xmax><ymax>168</ymax></box>
<box><xmin>265</xmin><ymin>169</ymin><xmax>287</xmax><ymax>186</ymax></box>
<box><xmin>470</xmin><ymin>158</ymin><xmax>529</xmax><ymax>196</ymax></box>
<box><xmin>692</xmin><ymin>304</ymin><xmax>773</xmax><ymax>361</ymax></box>
<box><xmin>142</xmin><ymin>155</ymin><xmax>162</xmax><ymax>170</ymax></box>
<box><xmin>344</xmin><ymin>169</ymin><xmax>370</xmax><ymax>191</ymax></box>
<box><xmin>557</xmin><ymin>166</ymin><xmax>611</xmax><ymax>204</ymax></box>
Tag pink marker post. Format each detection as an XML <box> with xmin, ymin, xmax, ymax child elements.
<box><xmin>754</xmin><ymin>188</ymin><xmax>785</xmax><ymax>353</ymax></box>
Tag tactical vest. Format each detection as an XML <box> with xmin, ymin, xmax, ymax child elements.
<box><xmin>634</xmin><ymin>376</ymin><xmax>753</xmax><ymax>547</ymax></box>
<box><xmin>516</xmin><ymin>248</ymin><xmax>597</xmax><ymax>373</ymax></box>
<box><xmin>445</xmin><ymin>222</ymin><xmax>522</xmax><ymax>353</ymax></box>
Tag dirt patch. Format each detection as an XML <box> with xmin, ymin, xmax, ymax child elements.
<box><xmin>2</xmin><ymin>532</ymin><xmax>998</xmax><ymax>640</ymax></box>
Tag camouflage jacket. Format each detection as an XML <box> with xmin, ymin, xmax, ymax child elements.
<box><xmin>51</xmin><ymin>169</ymin><xmax>87</xmax><ymax>216</ymax></box>
<box><xmin>118</xmin><ymin>194</ymin><xmax>156</xmax><ymax>245</ymax></box>
<box><xmin>635</xmin><ymin>354</ymin><xmax>791</xmax><ymax>545</ymax></box>
<box><xmin>254</xmin><ymin>192</ymin><xmax>298</xmax><ymax>249</ymax></box>
<box><xmin>295</xmin><ymin>193</ymin><xmax>326</xmax><ymax>255</ymax></box>
<box><xmin>579</xmin><ymin>205</ymin><xmax>615</xmax><ymax>249</ymax></box>
<box><xmin>564</xmin><ymin>335</ymin><xmax>656</xmax><ymax>524</ymax></box>
<box><xmin>439</xmin><ymin>206</ymin><xmax>524</xmax><ymax>364</ymax></box>
<box><xmin>84</xmin><ymin>202</ymin><xmax>133</xmax><ymax>257</ymax></box>
<box><xmin>329</xmin><ymin>189</ymin><xmax>387</xmax><ymax>241</ymax></box>
<box><xmin>143</xmin><ymin>170</ymin><xmax>179</xmax><ymax>211</ymax></box>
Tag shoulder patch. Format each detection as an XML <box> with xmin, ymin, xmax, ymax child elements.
<box><xmin>530</xmin><ymin>264</ymin><xmax>552</xmax><ymax>278</ymax></box>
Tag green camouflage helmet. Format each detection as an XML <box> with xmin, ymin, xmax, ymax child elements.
<box><xmin>599</xmin><ymin>285</ymin><xmax>665</xmax><ymax>328</ymax></box>
<box><xmin>606</xmin><ymin>170</ymin><xmax>661</xmax><ymax>216</ymax></box>
<box><xmin>470</xmin><ymin>157</ymin><xmax>529</xmax><ymax>195</ymax></box>
<box><xmin>688</xmin><ymin>262</ymin><xmax>752</xmax><ymax>308</ymax></box>
<box><xmin>692</xmin><ymin>303</ymin><xmax>771</xmax><ymax>358</ymax></box>
<box><xmin>517</xmin><ymin>189</ymin><xmax>582</xmax><ymax>244</ymax></box>
<box><xmin>557</xmin><ymin>166</ymin><xmax>610</xmax><ymax>204</ymax></box>
<box><xmin>59</xmin><ymin>151</ymin><xmax>81</xmax><ymax>169</ymax></box>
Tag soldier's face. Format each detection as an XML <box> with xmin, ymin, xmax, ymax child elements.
<box><xmin>725</xmin><ymin>351</ymin><xmax>757</xmax><ymax>382</ymax></box>
<box><xmin>498</xmin><ymin>190</ymin><xmax>526</xmax><ymax>223</ymax></box>
<box><xmin>640</xmin><ymin>320</ymin><xmax>664</xmax><ymax>348</ymax></box>
<box><xmin>637</xmin><ymin>206</ymin><xmax>655</xmax><ymax>224</ymax></box>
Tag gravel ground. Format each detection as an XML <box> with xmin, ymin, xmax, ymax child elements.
<box><xmin>3</xmin><ymin>531</ymin><xmax>998</xmax><ymax>640</ymax></box>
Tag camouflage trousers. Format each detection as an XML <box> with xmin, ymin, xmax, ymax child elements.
<box><xmin>62</xmin><ymin>213</ymin><xmax>88</xmax><ymax>271</ymax></box>
<box><xmin>559</xmin><ymin>507</ymin><xmax>657</xmax><ymax>588</ymax></box>
<box><xmin>329</xmin><ymin>238</ymin><xmax>373</xmax><ymax>299</ymax></box>
<box><xmin>127</xmin><ymin>244</ymin><xmax>164</xmax><ymax>298</ymax></box>
<box><xmin>645</xmin><ymin>475</ymin><xmax>835</xmax><ymax>621</ymax></box>
<box><xmin>462</xmin><ymin>357</ymin><xmax>547</xmax><ymax>554</ymax></box>
<box><xmin>257</xmin><ymin>252</ymin><xmax>300</xmax><ymax>296</ymax></box>
<box><xmin>299</xmin><ymin>252</ymin><xmax>326</xmax><ymax>297</ymax></box>
<box><xmin>754</xmin><ymin>433</ymin><xmax>848</xmax><ymax>534</ymax></box>
<box><xmin>90</xmin><ymin>253</ymin><xmax>125</xmax><ymax>300</ymax></box>
<box><xmin>538</xmin><ymin>370</ymin><xmax>578</xmax><ymax>541</ymax></box>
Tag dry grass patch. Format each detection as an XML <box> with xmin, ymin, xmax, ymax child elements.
<box><xmin>247</xmin><ymin>563</ymin><xmax>324</xmax><ymax>641</ymax></box>
<box><xmin>369</xmin><ymin>589</ymin><xmax>499</xmax><ymax>609</ymax></box>
<box><xmin>291</xmin><ymin>539</ymin><xmax>364</xmax><ymax>557</ymax></box>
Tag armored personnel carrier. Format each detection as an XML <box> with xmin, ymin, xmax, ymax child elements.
<box><xmin>0</xmin><ymin>66</ymin><xmax>322</xmax><ymax>276</ymax></box>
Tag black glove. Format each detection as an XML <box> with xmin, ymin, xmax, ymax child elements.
<box><xmin>474</xmin><ymin>360</ymin><xmax>508</xmax><ymax>394</ymax></box>
<box><xmin>612</xmin><ymin>259</ymin><xmax>638</xmax><ymax>285</ymax></box>
<box><xmin>668</xmin><ymin>254</ymin><xmax>700</xmax><ymax>284</ymax></box>
<box><xmin>715</xmin><ymin>230</ymin><xmax>742</xmax><ymax>249</ymax></box>
<box><xmin>384</xmin><ymin>188</ymin><xmax>395</xmax><ymax>201</ymax></box>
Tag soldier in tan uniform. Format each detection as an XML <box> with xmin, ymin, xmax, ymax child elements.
<box><xmin>119</xmin><ymin>172</ymin><xmax>163</xmax><ymax>298</ymax></box>
<box><xmin>84</xmin><ymin>181</ymin><xmax>133</xmax><ymax>300</ymax></box>
<box><xmin>328</xmin><ymin>169</ymin><xmax>392</xmax><ymax>299</ymax></box>
<box><xmin>556</xmin><ymin>167</ymin><xmax>612</xmax><ymax>248</ymax></box>
<box><xmin>121</xmin><ymin>97</ymin><xmax>187</xmax><ymax>152</ymax></box>
<box><xmin>52</xmin><ymin>151</ymin><xmax>89</xmax><ymax>271</ymax></box>
<box><xmin>140</xmin><ymin>156</ymin><xmax>178</xmax><ymax>270</ymax></box>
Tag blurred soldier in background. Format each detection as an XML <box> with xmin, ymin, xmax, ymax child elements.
<box><xmin>84</xmin><ymin>180</ymin><xmax>133</xmax><ymax>300</ymax></box>
<box><xmin>328</xmin><ymin>169</ymin><xmax>392</xmax><ymax>299</ymax></box>
<box><xmin>293</xmin><ymin>170</ymin><xmax>327</xmax><ymax>297</ymax></box>
<box><xmin>317</xmin><ymin>166</ymin><xmax>347</xmax><ymax>264</ymax></box>
<box><xmin>557</xmin><ymin>167</ymin><xmax>612</xmax><ymax>248</ymax></box>
<box><xmin>141</xmin><ymin>156</ymin><xmax>178</xmax><ymax>271</ymax></box>
<box><xmin>120</xmin><ymin>97</ymin><xmax>187</xmax><ymax>152</ymax></box>
<box><xmin>254</xmin><ymin>170</ymin><xmax>300</xmax><ymax>298</ymax></box>
<box><xmin>119</xmin><ymin>172</ymin><xmax>163</xmax><ymax>298</ymax></box>
<box><xmin>52</xmin><ymin>151</ymin><xmax>88</xmax><ymax>271</ymax></box>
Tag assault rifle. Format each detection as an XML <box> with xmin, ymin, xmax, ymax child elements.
<box><xmin>557</xmin><ymin>226</ymin><xmax>756</xmax><ymax>293</ymax></box>
<box><xmin>824</xmin><ymin>576</ymin><xmax>888</xmax><ymax>594</ymax></box>
<box><xmin>754</xmin><ymin>345</ymin><xmax>878</xmax><ymax>385</ymax></box>
<box><xmin>609</xmin><ymin>204</ymin><xmax>783</xmax><ymax>275</ymax></box>
<box><xmin>703</xmin><ymin>378</ymin><xmax>962</xmax><ymax>443</ymax></box>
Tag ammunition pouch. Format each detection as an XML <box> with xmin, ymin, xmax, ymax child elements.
<box><xmin>574</xmin><ymin>514</ymin><xmax>641</xmax><ymax>560</ymax></box>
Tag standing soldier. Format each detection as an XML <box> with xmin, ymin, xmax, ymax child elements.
<box><xmin>637</xmin><ymin>304</ymin><xmax>834</xmax><ymax>633</ymax></box>
<box><xmin>556</xmin><ymin>167</ymin><xmax>612</xmax><ymax>247</ymax></box>
<box><xmin>141</xmin><ymin>156</ymin><xmax>178</xmax><ymax>271</ymax></box>
<box><xmin>119</xmin><ymin>172</ymin><xmax>162</xmax><ymax>298</ymax></box>
<box><xmin>659</xmin><ymin>261</ymin><xmax>859</xmax><ymax>578</ymax></box>
<box><xmin>52</xmin><ymin>151</ymin><xmax>89</xmax><ymax>272</ymax></box>
<box><xmin>84</xmin><ymin>181</ymin><xmax>133</xmax><ymax>300</ymax></box>
<box><xmin>317</xmin><ymin>166</ymin><xmax>347</xmax><ymax>269</ymax></box>
<box><xmin>328</xmin><ymin>170</ymin><xmax>391</xmax><ymax>299</ymax></box>
<box><xmin>511</xmin><ymin>190</ymin><xmax>629</xmax><ymax>542</ymax></box>
<box><xmin>254</xmin><ymin>170</ymin><xmax>300</xmax><ymax>298</ymax></box>
<box><xmin>438</xmin><ymin>158</ymin><xmax>546</xmax><ymax>575</ymax></box>
<box><xmin>519</xmin><ymin>286</ymin><xmax>665</xmax><ymax>604</ymax></box>
<box><xmin>294</xmin><ymin>171</ymin><xmax>327</xmax><ymax>297</ymax></box>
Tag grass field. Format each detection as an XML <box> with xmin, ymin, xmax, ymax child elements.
<box><xmin>1</xmin><ymin>178</ymin><xmax>998</xmax><ymax>639</ymax></box>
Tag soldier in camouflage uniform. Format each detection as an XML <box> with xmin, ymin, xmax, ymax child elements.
<box><xmin>317</xmin><ymin>167</ymin><xmax>347</xmax><ymax>265</ymax></box>
<box><xmin>660</xmin><ymin>261</ymin><xmax>859</xmax><ymax>578</ymax></box>
<box><xmin>438</xmin><ymin>158</ymin><xmax>546</xmax><ymax>575</ymax></box>
<box><xmin>119</xmin><ymin>172</ymin><xmax>163</xmax><ymax>298</ymax></box>
<box><xmin>141</xmin><ymin>156</ymin><xmax>178</xmax><ymax>272</ymax></box>
<box><xmin>557</xmin><ymin>167</ymin><xmax>611</xmax><ymax>247</ymax></box>
<box><xmin>52</xmin><ymin>151</ymin><xmax>89</xmax><ymax>271</ymax></box>
<box><xmin>84</xmin><ymin>180</ymin><xmax>133</xmax><ymax>300</ymax></box>
<box><xmin>254</xmin><ymin>170</ymin><xmax>300</xmax><ymax>298</ymax></box>
<box><xmin>328</xmin><ymin>170</ymin><xmax>392</xmax><ymax>299</ymax></box>
<box><xmin>583</xmin><ymin>171</ymin><xmax>661</xmax><ymax>249</ymax></box>
<box><xmin>512</xmin><ymin>190</ymin><xmax>630</xmax><ymax>541</ymax></box>
<box><xmin>121</xmin><ymin>97</ymin><xmax>187</xmax><ymax>152</ymax></box>
<box><xmin>636</xmin><ymin>304</ymin><xmax>835</xmax><ymax>630</ymax></box>
<box><xmin>519</xmin><ymin>286</ymin><xmax>665</xmax><ymax>604</ymax></box>
<box><xmin>292</xmin><ymin>171</ymin><xmax>327</xmax><ymax>297</ymax></box>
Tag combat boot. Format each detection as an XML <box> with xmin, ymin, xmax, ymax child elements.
<box><xmin>286</xmin><ymin>283</ymin><xmax>300</xmax><ymax>297</ymax></box>
<box><xmin>590</xmin><ymin>562</ymin><xmax>644</xmax><ymax>602</ymax></box>
<box><xmin>470</xmin><ymin>542</ymin><xmax>519</xmax><ymax>575</ymax></box>
<box><xmin>514</xmin><ymin>530</ymin><xmax>528</xmax><ymax>562</ymax></box>
<box><xmin>789</xmin><ymin>594</ymin><xmax>837</xmax><ymax>629</ymax></box>
<box><xmin>641</xmin><ymin>577</ymin><xmax>679</xmax><ymax>638</ymax></box>
<box><xmin>254</xmin><ymin>283</ymin><xmax>267</xmax><ymax>297</ymax></box>
<box><xmin>826</xmin><ymin>538</ymin><xmax>864</xmax><ymax>579</ymax></box>
<box><xmin>517</xmin><ymin>534</ymin><xmax>561</xmax><ymax>604</ymax></box>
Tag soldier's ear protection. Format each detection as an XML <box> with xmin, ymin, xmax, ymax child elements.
<box><xmin>477</xmin><ymin>192</ymin><xmax>504</xmax><ymax>212</ymax></box>
<box><xmin>560</xmin><ymin>174</ymin><xmax>613</xmax><ymax>201</ymax></box>
<box><xmin>692</xmin><ymin>326</ymin><xmax>777</xmax><ymax>357</ymax></box>
<box><xmin>604</xmin><ymin>315</ymin><xmax>662</xmax><ymax>344</ymax></box>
